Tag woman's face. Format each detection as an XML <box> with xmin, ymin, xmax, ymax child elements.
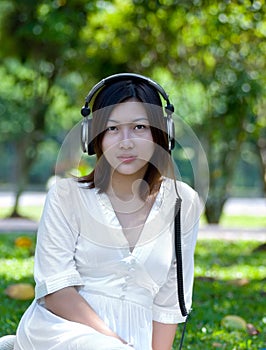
<box><xmin>102</xmin><ymin>101</ymin><xmax>155</xmax><ymax>177</ymax></box>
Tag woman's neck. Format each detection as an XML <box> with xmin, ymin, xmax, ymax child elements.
<box><xmin>106</xmin><ymin>172</ymin><xmax>157</xmax><ymax>219</ymax></box>
<box><xmin>107</xmin><ymin>172</ymin><xmax>145</xmax><ymax>201</ymax></box>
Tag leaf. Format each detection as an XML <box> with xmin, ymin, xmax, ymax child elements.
<box><xmin>246</xmin><ymin>323</ymin><xmax>260</xmax><ymax>336</ymax></box>
<box><xmin>4</xmin><ymin>283</ymin><xmax>35</xmax><ymax>300</ymax></box>
<box><xmin>212</xmin><ymin>342</ymin><xmax>224</xmax><ymax>348</ymax></box>
<box><xmin>221</xmin><ymin>315</ymin><xmax>247</xmax><ymax>331</ymax></box>
<box><xmin>196</xmin><ymin>276</ymin><xmax>216</xmax><ymax>282</ymax></box>
<box><xmin>14</xmin><ymin>236</ymin><xmax>33</xmax><ymax>248</ymax></box>
<box><xmin>227</xmin><ymin>278</ymin><xmax>249</xmax><ymax>286</ymax></box>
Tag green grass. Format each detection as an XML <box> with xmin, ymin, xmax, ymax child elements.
<box><xmin>0</xmin><ymin>206</ymin><xmax>43</xmax><ymax>221</ymax></box>
<box><xmin>0</xmin><ymin>233</ymin><xmax>35</xmax><ymax>335</ymax></box>
<box><xmin>201</xmin><ymin>214</ymin><xmax>266</xmax><ymax>228</ymax></box>
<box><xmin>174</xmin><ymin>240</ymin><xmax>266</xmax><ymax>349</ymax></box>
<box><xmin>0</xmin><ymin>233</ymin><xmax>265</xmax><ymax>348</ymax></box>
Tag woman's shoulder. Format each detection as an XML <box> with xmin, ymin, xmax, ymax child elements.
<box><xmin>163</xmin><ymin>177</ymin><xmax>198</xmax><ymax>202</ymax></box>
<box><xmin>163</xmin><ymin>178</ymin><xmax>202</xmax><ymax>231</ymax></box>
<box><xmin>163</xmin><ymin>177</ymin><xmax>202</xmax><ymax>214</ymax></box>
<box><xmin>47</xmin><ymin>177</ymin><xmax>94</xmax><ymax>199</ymax></box>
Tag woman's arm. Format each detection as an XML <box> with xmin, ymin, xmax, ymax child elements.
<box><xmin>152</xmin><ymin>321</ymin><xmax>177</xmax><ymax>350</ymax></box>
<box><xmin>45</xmin><ymin>286</ymin><xmax>126</xmax><ymax>343</ymax></box>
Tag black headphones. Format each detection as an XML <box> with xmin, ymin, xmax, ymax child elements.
<box><xmin>80</xmin><ymin>73</ymin><xmax>175</xmax><ymax>155</ymax></box>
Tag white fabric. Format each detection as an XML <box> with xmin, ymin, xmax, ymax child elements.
<box><xmin>14</xmin><ymin>177</ymin><xmax>200</xmax><ymax>350</ymax></box>
<box><xmin>0</xmin><ymin>335</ymin><xmax>16</xmax><ymax>350</ymax></box>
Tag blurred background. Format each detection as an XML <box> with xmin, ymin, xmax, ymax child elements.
<box><xmin>0</xmin><ymin>0</ymin><xmax>265</xmax><ymax>224</ymax></box>
<box><xmin>0</xmin><ymin>2</ymin><xmax>265</xmax><ymax>347</ymax></box>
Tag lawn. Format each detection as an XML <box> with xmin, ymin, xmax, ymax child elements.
<box><xmin>177</xmin><ymin>240</ymin><xmax>266</xmax><ymax>349</ymax></box>
<box><xmin>1</xmin><ymin>204</ymin><xmax>266</xmax><ymax>228</ymax></box>
<box><xmin>0</xmin><ymin>233</ymin><xmax>265</xmax><ymax>349</ymax></box>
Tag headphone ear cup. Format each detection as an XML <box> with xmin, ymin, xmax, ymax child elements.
<box><xmin>166</xmin><ymin>116</ymin><xmax>175</xmax><ymax>151</ymax></box>
<box><xmin>81</xmin><ymin>118</ymin><xmax>95</xmax><ymax>155</ymax></box>
<box><xmin>81</xmin><ymin>118</ymin><xmax>88</xmax><ymax>153</ymax></box>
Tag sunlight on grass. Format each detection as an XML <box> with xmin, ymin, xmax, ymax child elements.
<box><xmin>195</xmin><ymin>263</ymin><xmax>265</xmax><ymax>280</ymax></box>
<box><xmin>200</xmin><ymin>214</ymin><xmax>266</xmax><ymax>228</ymax></box>
<box><xmin>0</xmin><ymin>206</ymin><xmax>43</xmax><ymax>221</ymax></box>
<box><xmin>195</xmin><ymin>239</ymin><xmax>266</xmax><ymax>283</ymax></box>
<box><xmin>178</xmin><ymin>240</ymin><xmax>266</xmax><ymax>349</ymax></box>
<box><xmin>0</xmin><ymin>258</ymin><xmax>34</xmax><ymax>280</ymax></box>
<box><xmin>220</xmin><ymin>214</ymin><xmax>266</xmax><ymax>228</ymax></box>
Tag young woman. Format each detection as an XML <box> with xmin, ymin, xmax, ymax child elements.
<box><xmin>9</xmin><ymin>74</ymin><xmax>201</xmax><ymax>350</ymax></box>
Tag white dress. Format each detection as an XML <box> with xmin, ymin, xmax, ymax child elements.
<box><xmin>14</xmin><ymin>177</ymin><xmax>200</xmax><ymax>350</ymax></box>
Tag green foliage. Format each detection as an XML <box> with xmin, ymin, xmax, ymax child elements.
<box><xmin>82</xmin><ymin>0</ymin><xmax>266</xmax><ymax>222</ymax></box>
<box><xmin>0</xmin><ymin>0</ymin><xmax>265</xmax><ymax>222</ymax></box>
<box><xmin>0</xmin><ymin>0</ymin><xmax>94</xmax><ymax>214</ymax></box>
<box><xmin>0</xmin><ymin>0</ymin><xmax>88</xmax><ymax>62</ymax></box>
<box><xmin>0</xmin><ymin>233</ymin><xmax>265</xmax><ymax>349</ymax></box>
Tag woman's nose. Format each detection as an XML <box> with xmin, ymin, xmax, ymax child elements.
<box><xmin>119</xmin><ymin>128</ymin><xmax>134</xmax><ymax>149</ymax></box>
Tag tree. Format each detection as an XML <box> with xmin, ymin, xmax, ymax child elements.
<box><xmin>81</xmin><ymin>0</ymin><xmax>266</xmax><ymax>222</ymax></box>
<box><xmin>256</xmin><ymin>98</ymin><xmax>266</xmax><ymax>194</ymax></box>
<box><xmin>0</xmin><ymin>0</ymin><xmax>91</xmax><ymax>216</ymax></box>
<box><xmin>1</xmin><ymin>0</ymin><xmax>265</xmax><ymax>222</ymax></box>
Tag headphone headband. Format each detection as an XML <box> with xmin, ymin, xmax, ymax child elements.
<box><xmin>84</xmin><ymin>73</ymin><xmax>171</xmax><ymax>107</ymax></box>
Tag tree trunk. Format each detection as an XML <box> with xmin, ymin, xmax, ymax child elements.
<box><xmin>205</xmin><ymin>195</ymin><xmax>227</xmax><ymax>224</ymax></box>
<box><xmin>8</xmin><ymin>69</ymin><xmax>56</xmax><ymax>218</ymax></box>
<box><xmin>257</xmin><ymin>135</ymin><xmax>266</xmax><ymax>195</ymax></box>
<box><xmin>10</xmin><ymin>138</ymin><xmax>38</xmax><ymax>218</ymax></box>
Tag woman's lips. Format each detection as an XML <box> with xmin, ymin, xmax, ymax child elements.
<box><xmin>117</xmin><ymin>156</ymin><xmax>137</xmax><ymax>163</ymax></box>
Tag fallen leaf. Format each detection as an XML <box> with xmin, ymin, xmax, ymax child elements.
<box><xmin>5</xmin><ymin>283</ymin><xmax>35</xmax><ymax>300</ymax></box>
<box><xmin>14</xmin><ymin>236</ymin><xmax>33</xmax><ymax>248</ymax></box>
<box><xmin>246</xmin><ymin>323</ymin><xmax>260</xmax><ymax>336</ymax></box>
<box><xmin>196</xmin><ymin>276</ymin><xmax>216</xmax><ymax>282</ymax></box>
<box><xmin>227</xmin><ymin>278</ymin><xmax>249</xmax><ymax>286</ymax></box>
<box><xmin>212</xmin><ymin>342</ymin><xmax>224</xmax><ymax>348</ymax></box>
<box><xmin>221</xmin><ymin>315</ymin><xmax>247</xmax><ymax>331</ymax></box>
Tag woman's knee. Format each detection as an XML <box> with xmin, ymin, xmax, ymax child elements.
<box><xmin>68</xmin><ymin>334</ymin><xmax>134</xmax><ymax>350</ymax></box>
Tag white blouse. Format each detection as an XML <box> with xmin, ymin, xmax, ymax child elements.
<box><xmin>15</xmin><ymin>177</ymin><xmax>200</xmax><ymax>350</ymax></box>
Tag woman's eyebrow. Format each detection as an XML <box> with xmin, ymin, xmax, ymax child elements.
<box><xmin>132</xmin><ymin>117</ymin><xmax>149</xmax><ymax>123</ymax></box>
<box><xmin>107</xmin><ymin>117</ymin><xmax>149</xmax><ymax>124</ymax></box>
<box><xmin>106</xmin><ymin>119</ymin><xmax>119</xmax><ymax>124</ymax></box>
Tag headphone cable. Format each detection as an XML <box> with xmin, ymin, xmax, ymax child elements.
<box><xmin>174</xmin><ymin>183</ymin><xmax>191</xmax><ymax>349</ymax></box>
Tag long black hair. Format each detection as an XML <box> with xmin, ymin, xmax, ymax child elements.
<box><xmin>78</xmin><ymin>79</ymin><xmax>172</xmax><ymax>198</ymax></box>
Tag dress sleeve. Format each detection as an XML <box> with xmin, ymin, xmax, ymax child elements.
<box><xmin>34</xmin><ymin>179</ymin><xmax>84</xmax><ymax>300</ymax></box>
<box><xmin>152</xmin><ymin>189</ymin><xmax>200</xmax><ymax>324</ymax></box>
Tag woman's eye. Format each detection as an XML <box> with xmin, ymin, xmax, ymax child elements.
<box><xmin>106</xmin><ymin>126</ymin><xmax>117</xmax><ymax>132</ymax></box>
<box><xmin>134</xmin><ymin>124</ymin><xmax>147</xmax><ymax>130</ymax></box>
